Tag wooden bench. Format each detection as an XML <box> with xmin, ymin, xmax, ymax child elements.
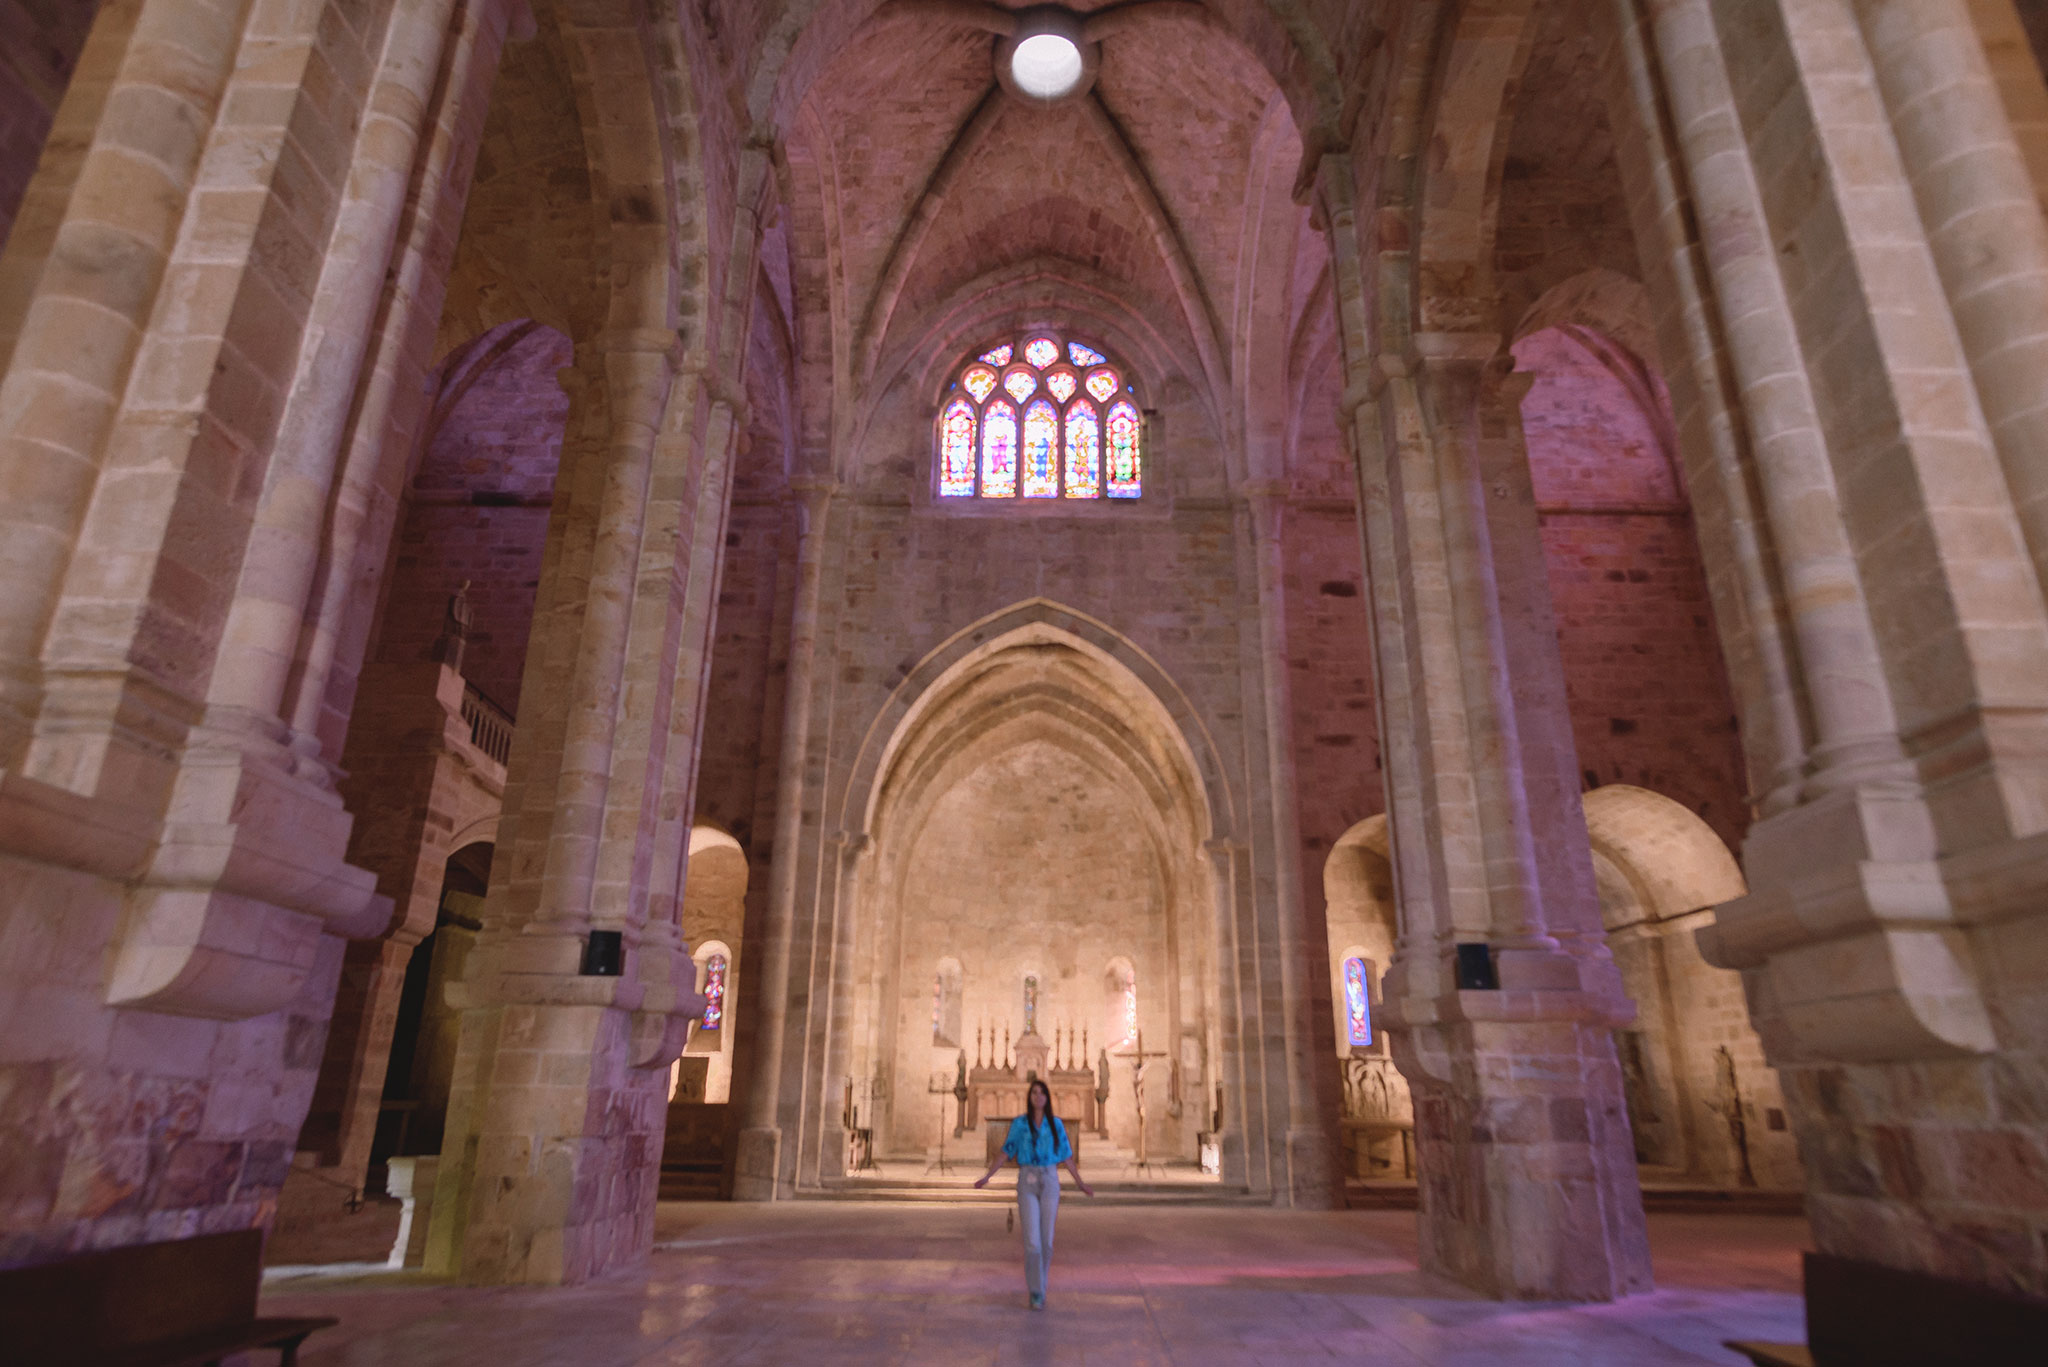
<box><xmin>1728</xmin><ymin>1251</ymin><xmax>2048</xmax><ymax>1366</ymax></box>
<box><xmin>0</xmin><ymin>1229</ymin><xmax>336</xmax><ymax>1365</ymax></box>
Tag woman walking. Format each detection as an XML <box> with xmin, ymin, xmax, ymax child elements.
<box><xmin>973</xmin><ymin>1078</ymin><xmax>1093</xmax><ymax>1308</ymax></box>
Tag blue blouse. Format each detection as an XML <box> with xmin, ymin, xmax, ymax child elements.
<box><xmin>1003</xmin><ymin>1114</ymin><xmax>1071</xmax><ymax>1166</ymax></box>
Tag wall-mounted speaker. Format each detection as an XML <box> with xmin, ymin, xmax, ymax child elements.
<box><xmin>581</xmin><ymin>929</ymin><xmax>624</xmax><ymax>977</ymax></box>
<box><xmin>1454</xmin><ymin>942</ymin><xmax>1498</xmax><ymax>991</ymax></box>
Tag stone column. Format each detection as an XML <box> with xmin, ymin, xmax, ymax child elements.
<box><xmin>1855</xmin><ymin>0</ymin><xmax>2048</xmax><ymax>590</ymax></box>
<box><xmin>1605</xmin><ymin>0</ymin><xmax>2048</xmax><ymax>1298</ymax></box>
<box><xmin>0</xmin><ymin>0</ymin><xmax>500</xmax><ymax>1265</ymax></box>
<box><xmin>1203</xmin><ymin>837</ymin><xmax>1262</xmax><ymax>1192</ymax></box>
<box><xmin>808</xmin><ymin>829</ymin><xmax>870</xmax><ymax>1185</ymax></box>
<box><xmin>735</xmin><ymin>476</ymin><xmax>839</xmax><ymax>1201</ymax></box>
<box><xmin>1359</xmin><ymin>335</ymin><xmax>1650</xmax><ymax>1302</ymax></box>
<box><xmin>1241</xmin><ymin>483</ymin><xmax>1341</xmax><ymax>1208</ymax></box>
<box><xmin>424</xmin><ymin>339</ymin><xmax>707</xmax><ymax>1285</ymax></box>
<box><xmin>1313</xmin><ymin>143</ymin><xmax>1650</xmax><ymax>1294</ymax></box>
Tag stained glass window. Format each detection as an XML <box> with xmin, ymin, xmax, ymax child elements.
<box><xmin>939</xmin><ymin>399</ymin><xmax>976</xmax><ymax>497</ymax></box>
<box><xmin>1064</xmin><ymin>399</ymin><xmax>1099</xmax><ymax>499</ymax></box>
<box><xmin>702</xmin><ymin>953</ymin><xmax>728</xmax><ymax>1031</ymax></box>
<box><xmin>982</xmin><ymin>399</ymin><xmax>1017</xmax><ymax>497</ymax></box>
<box><xmin>1022</xmin><ymin>399</ymin><xmax>1059</xmax><ymax>498</ymax></box>
<box><xmin>934</xmin><ymin>333</ymin><xmax>1140</xmax><ymax>500</ymax></box>
<box><xmin>1343</xmin><ymin>956</ymin><xmax>1371</xmax><ymax>1047</ymax></box>
<box><xmin>1106</xmin><ymin>401</ymin><xmax>1141</xmax><ymax>498</ymax></box>
<box><xmin>1024</xmin><ymin>975</ymin><xmax>1039</xmax><ymax>1035</ymax></box>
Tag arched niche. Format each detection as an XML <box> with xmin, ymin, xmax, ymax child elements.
<box><xmin>1321</xmin><ymin>817</ymin><xmax>1415</xmax><ymax>1180</ymax></box>
<box><xmin>1583</xmin><ymin>785</ymin><xmax>1800</xmax><ymax>1190</ymax></box>
<box><xmin>677</xmin><ymin>826</ymin><xmax>748</xmax><ymax>1105</ymax></box>
<box><xmin>848</xmin><ymin>617</ymin><xmax>1220</xmax><ymax>1172</ymax></box>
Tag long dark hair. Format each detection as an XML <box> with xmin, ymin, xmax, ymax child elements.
<box><xmin>1026</xmin><ymin>1078</ymin><xmax>1055</xmax><ymax>1130</ymax></box>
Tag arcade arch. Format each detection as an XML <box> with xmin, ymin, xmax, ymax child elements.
<box><xmin>1321</xmin><ymin>791</ymin><xmax>1802</xmax><ymax>1192</ymax></box>
<box><xmin>850</xmin><ymin>621</ymin><xmax>1221</xmax><ymax>1174</ymax></box>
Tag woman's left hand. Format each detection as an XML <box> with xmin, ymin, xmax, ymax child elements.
<box><xmin>1079</xmin><ymin>1181</ymin><xmax>1095</xmax><ymax>1197</ymax></box>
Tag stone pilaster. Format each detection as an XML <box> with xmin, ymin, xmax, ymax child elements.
<box><xmin>735</xmin><ymin>476</ymin><xmax>840</xmax><ymax>1202</ymax></box>
<box><xmin>1241</xmin><ymin>482</ymin><xmax>1343</xmax><ymax>1209</ymax></box>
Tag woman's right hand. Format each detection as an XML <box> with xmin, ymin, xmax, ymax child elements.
<box><xmin>973</xmin><ymin>1175</ymin><xmax>989</xmax><ymax>1188</ymax></box>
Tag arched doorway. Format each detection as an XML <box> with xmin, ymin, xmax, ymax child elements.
<box><xmin>850</xmin><ymin>623</ymin><xmax>1221</xmax><ymax>1179</ymax></box>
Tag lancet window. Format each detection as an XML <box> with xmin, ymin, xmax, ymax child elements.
<box><xmin>702</xmin><ymin>953</ymin><xmax>728</xmax><ymax>1031</ymax></box>
<box><xmin>1342</xmin><ymin>956</ymin><xmax>1371</xmax><ymax>1047</ymax></box>
<box><xmin>1106</xmin><ymin>958</ymin><xmax>1137</xmax><ymax>1048</ymax></box>
<box><xmin>936</xmin><ymin>333</ymin><xmax>1142</xmax><ymax>500</ymax></box>
<box><xmin>933</xmin><ymin>958</ymin><xmax>963</xmax><ymax>1047</ymax></box>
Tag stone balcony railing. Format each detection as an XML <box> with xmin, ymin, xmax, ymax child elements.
<box><xmin>460</xmin><ymin>683</ymin><xmax>514</xmax><ymax>766</ymax></box>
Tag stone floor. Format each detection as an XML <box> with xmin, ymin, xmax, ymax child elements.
<box><xmin>261</xmin><ymin>1203</ymin><xmax>1809</xmax><ymax>1365</ymax></box>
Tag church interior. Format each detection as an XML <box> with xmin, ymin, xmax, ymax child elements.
<box><xmin>2</xmin><ymin>0</ymin><xmax>2047</xmax><ymax>1361</ymax></box>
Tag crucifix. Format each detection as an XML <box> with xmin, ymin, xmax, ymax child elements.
<box><xmin>1121</xmin><ymin>1027</ymin><xmax>1173</xmax><ymax>1177</ymax></box>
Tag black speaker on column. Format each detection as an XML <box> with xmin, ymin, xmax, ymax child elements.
<box><xmin>1453</xmin><ymin>942</ymin><xmax>1498</xmax><ymax>991</ymax></box>
<box><xmin>581</xmin><ymin>929</ymin><xmax>624</xmax><ymax>977</ymax></box>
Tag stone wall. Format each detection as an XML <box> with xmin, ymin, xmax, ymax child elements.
<box><xmin>1515</xmin><ymin>326</ymin><xmax>1750</xmax><ymax>848</ymax></box>
<box><xmin>374</xmin><ymin>324</ymin><xmax>572</xmax><ymax>715</ymax></box>
<box><xmin>1282</xmin><ymin>506</ymin><xmax>1383</xmax><ymax>869</ymax></box>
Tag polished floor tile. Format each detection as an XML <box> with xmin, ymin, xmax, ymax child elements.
<box><xmin>261</xmin><ymin>1204</ymin><xmax>1808</xmax><ymax>1366</ymax></box>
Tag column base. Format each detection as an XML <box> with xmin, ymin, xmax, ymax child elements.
<box><xmin>732</xmin><ymin>1126</ymin><xmax>782</xmax><ymax>1201</ymax></box>
<box><xmin>1402</xmin><ymin>1014</ymin><xmax>1652</xmax><ymax>1301</ymax></box>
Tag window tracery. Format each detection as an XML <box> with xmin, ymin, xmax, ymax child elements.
<box><xmin>936</xmin><ymin>332</ymin><xmax>1141</xmax><ymax>500</ymax></box>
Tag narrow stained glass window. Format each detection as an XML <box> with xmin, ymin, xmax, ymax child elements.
<box><xmin>702</xmin><ymin>954</ymin><xmax>728</xmax><ymax>1031</ymax></box>
<box><xmin>962</xmin><ymin>365</ymin><xmax>997</xmax><ymax>403</ymax></box>
<box><xmin>939</xmin><ymin>398</ymin><xmax>976</xmax><ymax>497</ymax></box>
<box><xmin>1064</xmin><ymin>399</ymin><xmax>1099</xmax><ymax>499</ymax></box>
<box><xmin>1003</xmin><ymin>368</ymin><xmax>1037</xmax><ymax>405</ymax></box>
<box><xmin>982</xmin><ymin>399</ymin><xmax>1017</xmax><ymax>497</ymax></box>
<box><xmin>1069</xmin><ymin>342</ymin><xmax>1105</xmax><ymax>367</ymax></box>
<box><xmin>1046</xmin><ymin>369</ymin><xmax>1077</xmax><ymax>404</ymax></box>
<box><xmin>1084</xmin><ymin>368</ymin><xmax>1118</xmax><ymax>403</ymax></box>
<box><xmin>1106</xmin><ymin>401</ymin><xmax>1141</xmax><ymax>498</ymax></box>
<box><xmin>1343</xmin><ymin>956</ymin><xmax>1371</xmax><ymax>1047</ymax></box>
<box><xmin>979</xmin><ymin>344</ymin><xmax>1013</xmax><ymax>366</ymax></box>
<box><xmin>1022</xmin><ymin>399</ymin><xmax>1059</xmax><ymax>498</ymax></box>
<box><xmin>1023</xmin><ymin>337</ymin><xmax>1060</xmax><ymax>368</ymax></box>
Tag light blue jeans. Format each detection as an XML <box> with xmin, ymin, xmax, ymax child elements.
<box><xmin>1016</xmin><ymin>1164</ymin><xmax>1061</xmax><ymax>1298</ymax></box>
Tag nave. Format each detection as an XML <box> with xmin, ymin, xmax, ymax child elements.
<box><xmin>261</xmin><ymin>1205</ymin><xmax>1807</xmax><ymax>1365</ymax></box>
